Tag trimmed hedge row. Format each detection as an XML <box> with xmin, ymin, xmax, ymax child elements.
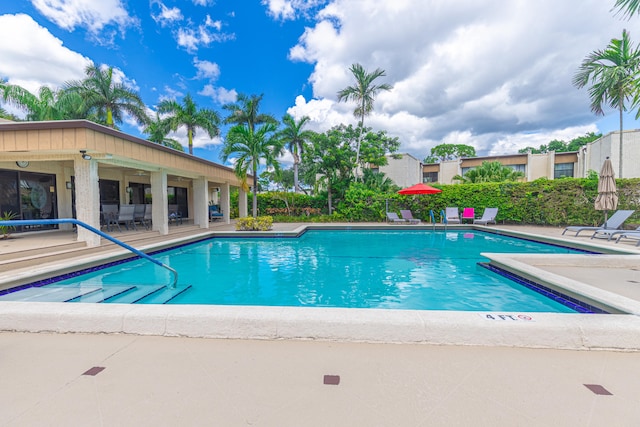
<box><xmin>251</xmin><ymin>178</ymin><xmax>640</xmax><ymax>226</ymax></box>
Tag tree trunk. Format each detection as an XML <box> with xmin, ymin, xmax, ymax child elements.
<box><xmin>619</xmin><ymin>100</ymin><xmax>624</xmax><ymax>178</ymax></box>
<box><xmin>293</xmin><ymin>152</ymin><xmax>300</xmax><ymax>193</ymax></box>
<box><xmin>188</xmin><ymin>128</ymin><xmax>194</xmax><ymax>155</ymax></box>
<box><xmin>327</xmin><ymin>181</ymin><xmax>333</xmax><ymax>214</ymax></box>
<box><xmin>252</xmin><ymin>169</ymin><xmax>258</xmax><ymax>218</ymax></box>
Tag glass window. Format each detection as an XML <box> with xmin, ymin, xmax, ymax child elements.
<box><xmin>508</xmin><ymin>164</ymin><xmax>526</xmax><ymax>173</ymax></box>
<box><xmin>19</xmin><ymin>171</ymin><xmax>58</xmax><ymax>230</ymax></box>
<box><xmin>168</xmin><ymin>186</ymin><xmax>188</xmax><ymax>218</ymax></box>
<box><xmin>423</xmin><ymin>172</ymin><xmax>438</xmax><ymax>183</ymax></box>
<box><xmin>0</xmin><ymin>170</ymin><xmax>19</xmax><ymax>219</ymax></box>
<box><xmin>554</xmin><ymin>163</ymin><xmax>574</xmax><ymax>179</ymax></box>
<box><xmin>99</xmin><ymin>179</ymin><xmax>120</xmax><ymax>205</ymax></box>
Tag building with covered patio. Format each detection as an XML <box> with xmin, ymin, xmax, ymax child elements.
<box><xmin>0</xmin><ymin>120</ymin><xmax>248</xmax><ymax>246</ymax></box>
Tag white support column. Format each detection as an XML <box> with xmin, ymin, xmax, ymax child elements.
<box><xmin>151</xmin><ymin>171</ymin><xmax>169</xmax><ymax>235</ymax></box>
<box><xmin>238</xmin><ymin>186</ymin><xmax>248</xmax><ymax>218</ymax></box>
<box><xmin>193</xmin><ymin>176</ymin><xmax>208</xmax><ymax>229</ymax></box>
<box><xmin>220</xmin><ymin>182</ymin><xmax>231</xmax><ymax>224</ymax></box>
<box><xmin>74</xmin><ymin>157</ymin><xmax>101</xmax><ymax>247</ymax></box>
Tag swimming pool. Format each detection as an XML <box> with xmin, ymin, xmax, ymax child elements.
<box><xmin>3</xmin><ymin>230</ymin><xmax>593</xmax><ymax>312</ymax></box>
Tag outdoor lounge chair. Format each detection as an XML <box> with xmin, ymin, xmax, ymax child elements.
<box><xmin>386</xmin><ymin>212</ymin><xmax>406</xmax><ymax>223</ymax></box>
<box><xmin>461</xmin><ymin>208</ymin><xmax>475</xmax><ymax>223</ymax></box>
<box><xmin>400</xmin><ymin>209</ymin><xmax>421</xmax><ymax>224</ymax></box>
<box><xmin>592</xmin><ymin>225</ymin><xmax>640</xmax><ymax>241</ymax></box>
<box><xmin>114</xmin><ymin>205</ymin><xmax>136</xmax><ymax>231</ymax></box>
<box><xmin>615</xmin><ymin>230</ymin><xmax>640</xmax><ymax>247</ymax></box>
<box><xmin>562</xmin><ymin>209</ymin><xmax>635</xmax><ymax>237</ymax></box>
<box><xmin>445</xmin><ymin>207</ymin><xmax>460</xmax><ymax>224</ymax></box>
<box><xmin>209</xmin><ymin>205</ymin><xmax>224</xmax><ymax>221</ymax></box>
<box><xmin>473</xmin><ymin>208</ymin><xmax>498</xmax><ymax>225</ymax></box>
<box><xmin>168</xmin><ymin>204</ymin><xmax>183</xmax><ymax>225</ymax></box>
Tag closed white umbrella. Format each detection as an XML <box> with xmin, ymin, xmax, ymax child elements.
<box><xmin>594</xmin><ymin>157</ymin><xmax>618</xmax><ymax>225</ymax></box>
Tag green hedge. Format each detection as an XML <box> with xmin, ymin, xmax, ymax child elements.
<box><xmin>252</xmin><ymin>178</ymin><xmax>640</xmax><ymax>226</ymax></box>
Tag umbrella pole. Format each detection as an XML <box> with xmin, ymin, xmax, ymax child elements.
<box><xmin>604</xmin><ymin>210</ymin><xmax>608</xmax><ymax>227</ymax></box>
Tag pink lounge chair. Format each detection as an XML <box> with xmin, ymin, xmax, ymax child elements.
<box><xmin>461</xmin><ymin>208</ymin><xmax>475</xmax><ymax>223</ymax></box>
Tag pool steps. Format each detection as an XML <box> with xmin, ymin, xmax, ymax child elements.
<box><xmin>0</xmin><ymin>283</ymin><xmax>192</xmax><ymax>305</ymax></box>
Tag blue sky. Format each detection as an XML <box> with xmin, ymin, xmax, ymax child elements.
<box><xmin>2</xmin><ymin>0</ymin><xmax>640</xmax><ymax>166</ymax></box>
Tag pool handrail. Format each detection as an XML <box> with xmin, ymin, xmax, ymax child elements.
<box><xmin>0</xmin><ymin>218</ymin><xmax>178</xmax><ymax>289</ymax></box>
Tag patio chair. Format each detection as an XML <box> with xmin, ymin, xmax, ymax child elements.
<box><xmin>461</xmin><ymin>208</ymin><xmax>475</xmax><ymax>223</ymax></box>
<box><xmin>400</xmin><ymin>209</ymin><xmax>421</xmax><ymax>224</ymax></box>
<box><xmin>168</xmin><ymin>204</ymin><xmax>183</xmax><ymax>225</ymax></box>
<box><xmin>562</xmin><ymin>209</ymin><xmax>635</xmax><ymax>237</ymax></box>
<box><xmin>593</xmin><ymin>225</ymin><xmax>640</xmax><ymax>241</ymax></box>
<box><xmin>445</xmin><ymin>207</ymin><xmax>460</xmax><ymax>224</ymax></box>
<box><xmin>114</xmin><ymin>205</ymin><xmax>136</xmax><ymax>231</ymax></box>
<box><xmin>473</xmin><ymin>208</ymin><xmax>498</xmax><ymax>226</ymax></box>
<box><xmin>133</xmin><ymin>204</ymin><xmax>145</xmax><ymax>228</ymax></box>
<box><xmin>386</xmin><ymin>212</ymin><xmax>406</xmax><ymax>223</ymax></box>
<box><xmin>141</xmin><ymin>204</ymin><xmax>152</xmax><ymax>230</ymax></box>
<box><xmin>101</xmin><ymin>204</ymin><xmax>119</xmax><ymax>231</ymax></box>
<box><xmin>615</xmin><ymin>230</ymin><xmax>640</xmax><ymax>247</ymax></box>
<box><xmin>209</xmin><ymin>204</ymin><xmax>223</xmax><ymax>221</ymax></box>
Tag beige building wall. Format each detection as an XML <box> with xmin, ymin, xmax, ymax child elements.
<box><xmin>438</xmin><ymin>160</ymin><xmax>461</xmax><ymax>184</ymax></box>
<box><xmin>379</xmin><ymin>154</ymin><xmax>422</xmax><ymax>187</ymax></box>
<box><xmin>526</xmin><ymin>152</ymin><xmax>554</xmax><ymax>180</ymax></box>
<box><xmin>579</xmin><ymin>130</ymin><xmax>640</xmax><ymax>178</ymax></box>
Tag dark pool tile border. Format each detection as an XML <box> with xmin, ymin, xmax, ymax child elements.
<box><xmin>478</xmin><ymin>262</ymin><xmax>608</xmax><ymax>314</ymax></box>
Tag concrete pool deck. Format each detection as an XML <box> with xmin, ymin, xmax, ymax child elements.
<box><xmin>2</xmin><ymin>223</ymin><xmax>640</xmax><ymax>424</ymax></box>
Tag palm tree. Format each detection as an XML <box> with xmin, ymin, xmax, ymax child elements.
<box><xmin>144</xmin><ymin>112</ymin><xmax>184</xmax><ymax>151</ymax></box>
<box><xmin>222</xmin><ymin>93</ymin><xmax>277</xmax><ymax>132</ymax></box>
<box><xmin>573</xmin><ymin>29</ymin><xmax>640</xmax><ymax>177</ymax></box>
<box><xmin>277</xmin><ymin>114</ymin><xmax>315</xmax><ymax>193</ymax></box>
<box><xmin>65</xmin><ymin>64</ymin><xmax>148</xmax><ymax>128</ymax></box>
<box><xmin>1</xmin><ymin>83</ymin><xmax>87</xmax><ymax>121</ymax></box>
<box><xmin>614</xmin><ymin>0</ymin><xmax>640</xmax><ymax>18</ymax></box>
<box><xmin>337</xmin><ymin>63</ymin><xmax>392</xmax><ymax>169</ymax></box>
<box><xmin>221</xmin><ymin>122</ymin><xmax>283</xmax><ymax>217</ymax></box>
<box><xmin>453</xmin><ymin>161</ymin><xmax>524</xmax><ymax>183</ymax></box>
<box><xmin>157</xmin><ymin>93</ymin><xmax>220</xmax><ymax>155</ymax></box>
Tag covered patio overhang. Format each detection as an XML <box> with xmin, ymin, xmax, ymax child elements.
<box><xmin>0</xmin><ymin>120</ymin><xmax>249</xmax><ymax>246</ymax></box>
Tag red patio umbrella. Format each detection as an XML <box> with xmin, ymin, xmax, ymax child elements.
<box><xmin>397</xmin><ymin>183</ymin><xmax>442</xmax><ymax>195</ymax></box>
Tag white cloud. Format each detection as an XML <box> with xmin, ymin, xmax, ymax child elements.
<box><xmin>175</xmin><ymin>14</ymin><xmax>233</xmax><ymax>52</ymax></box>
<box><xmin>193</xmin><ymin>58</ymin><xmax>220</xmax><ymax>80</ymax></box>
<box><xmin>261</xmin><ymin>0</ymin><xmax>328</xmax><ymax>20</ymax></box>
<box><xmin>193</xmin><ymin>0</ymin><xmax>215</xmax><ymax>6</ymax></box>
<box><xmin>0</xmin><ymin>14</ymin><xmax>90</xmax><ymax>94</ymax></box>
<box><xmin>287</xmin><ymin>0</ymin><xmax>631</xmax><ymax>158</ymax></box>
<box><xmin>199</xmin><ymin>85</ymin><xmax>237</xmax><ymax>104</ymax></box>
<box><xmin>30</xmin><ymin>0</ymin><xmax>137</xmax><ymax>37</ymax></box>
<box><xmin>150</xmin><ymin>1</ymin><xmax>183</xmax><ymax>26</ymax></box>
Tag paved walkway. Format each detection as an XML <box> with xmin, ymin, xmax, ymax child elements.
<box><xmin>2</xmin><ymin>222</ymin><xmax>640</xmax><ymax>425</ymax></box>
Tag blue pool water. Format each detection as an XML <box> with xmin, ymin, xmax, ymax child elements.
<box><xmin>18</xmin><ymin>230</ymin><xmax>592</xmax><ymax>312</ymax></box>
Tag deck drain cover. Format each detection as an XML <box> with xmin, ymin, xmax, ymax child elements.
<box><xmin>83</xmin><ymin>367</ymin><xmax>106</xmax><ymax>376</ymax></box>
<box><xmin>584</xmin><ymin>384</ymin><xmax>612</xmax><ymax>395</ymax></box>
<box><xmin>323</xmin><ymin>375</ymin><xmax>340</xmax><ymax>385</ymax></box>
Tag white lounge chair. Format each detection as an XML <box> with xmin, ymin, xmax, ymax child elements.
<box><xmin>473</xmin><ymin>208</ymin><xmax>498</xmax><ymax>225</ymax></box>
<box><xmin>386</xmin><ymin>212</ymin><xmax>406</xmax><ymax>223</ymax></box>
<box><xmin>592</xmin><ymin>225</ymin><xmax>640</xmax><ymax>241</ymax></box>
<box><xmin>562</xmin><ymin>209</ymin><xmax>634</xmax><ymax>237</ymax></box>
<box><xmin>400</xmin><ymin>210</ymin><xmax>421</xmax><ymax>224</ymax></box>
<box><xmin>445</xmin><ymin>207</ymin><xmax>460</xmax><ymax>224</ymax></box>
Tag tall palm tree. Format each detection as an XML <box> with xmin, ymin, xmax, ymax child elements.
<box><xmin>614</xmin><ymin>0</ymin><xmax>640</xmax><ymax>18</ymax></box>
<box><xmin>65</xmin><ymin>64</ymin><xmax>148</xmax><ymax>128</ymax></box>
<box><xmin>221</xmin><ymin>122</ymin><xmax>283</xmax><ymax>217</ymax></box>
<box><xmin>157</xmin><ymin>93</ymin><xmax>220</xmax><ymax>155</ymax></box>
<box><xmin>573</xmin><ymin>29</ymin><xmax>640</xmax><ymax>177</ymax></box>
<box><xmin>337</xmin><ymin>63</ymin><xmax>392</xmax><ymax>169</ymax></box>
<box><xmin>1</xmin><ymin>83</ymin><xmax>87</xmax><ymax>121</ymax></box>
<box><xmin>222</xmin><ymin>93</ymin><xmax>277</xmax><ymax>132</ymax></box>
<box><xmin>277</xmin><ymin>114</ymin><xmax>315</xmax><ymax>193</ymax></box>
<box><xmin>144</xmin><ymin>112</ymin><xmax>184</xmax><ymax>151</ymax></box>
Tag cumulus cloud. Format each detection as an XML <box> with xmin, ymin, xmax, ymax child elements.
<box><xmin>261</xmin><ymin>0</ymin><xmax>328</xmax><ymax>20</ymax></box>
<box><xmin>175</xmin><ymin>14</ymin><xmax>233</xmax><ymax>52</ymax></box>
<box><xmin>193</xmin><ymin>58</ymin><xmax>220</xmax><ymax>80</ymax></box>
<box><xmin>199</xmin><ymin>85</ymin><xmax>237</xmax><ymax>104</ymax></box>
<box><xmin>30</xmin><ymin>0</ymin><xmax>137</xmax><ymax>40</ymax></box>
<box><xmin>0</xmin><ymin>14</ymin><xmax>90</xmax><ymax>93</ymax></box>
<box><xmin>287</xmin><ymin>0</ymin><xmax>631</xmax><ymax>158</ymax></box>
<box><xmin>150</xmin><ymin>0</ymin><xmax>183</xmax><ymax>26</ymax></box>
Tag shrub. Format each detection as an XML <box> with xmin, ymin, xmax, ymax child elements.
<box><xmin>235</xmin><ymin>216</ymin><xmax>273</xmax><ymax>231</ymax></box>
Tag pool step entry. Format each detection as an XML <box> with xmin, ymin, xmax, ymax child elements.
<box><xmin>0</xmin><ymin>285</ymin><xmax>103</xmax><ymax>302</ymax></box>
<box><xmin>0</xmin><ymin>283</ymin><xmax>192</xmax><ymax>304</ymax></box>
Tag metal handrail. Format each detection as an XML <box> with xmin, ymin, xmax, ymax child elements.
<box><xmin>0</xmin><ymin>218</ymin><xmax>178</xmax><ymax>289</ymax></box>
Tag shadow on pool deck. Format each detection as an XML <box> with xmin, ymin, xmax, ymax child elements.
<box><xmin>2</xmin><ymin>223</ymin><xmax>640</xmax><ymax>424</ymax></box>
